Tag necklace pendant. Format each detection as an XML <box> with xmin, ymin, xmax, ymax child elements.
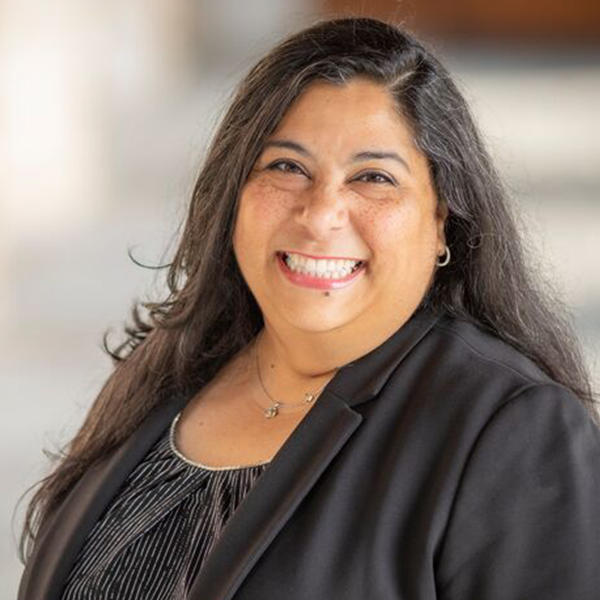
<box><xmin>304</xmin><ymin>392</ymin><xmax>316</xmax><ymax>403</ymax></box>
<box><xmin>264</xmin><ymin>403</ymin><xmax>280</xmax><ymax>418</ymax></box>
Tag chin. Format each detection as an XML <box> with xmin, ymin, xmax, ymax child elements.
<box><xmin>278</xmin><ymin>306</ymin><xmax>355</xmax><ymax>333</ymax></box>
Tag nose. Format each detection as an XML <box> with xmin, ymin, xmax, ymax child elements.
<box><xmin>293</xmin><ymin>181</ymin><xmax>349</xmax><ymax>238</ymax></box>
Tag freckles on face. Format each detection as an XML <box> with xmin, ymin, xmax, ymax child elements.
<box><xmin>240</xmin><ymin>177</ymin><xmax>284</xmax><ymax>221</ymax></box>
<box><xmin>232</xmin><ymin>78</ymin><xmax>446</xmax><ymax>336</ymax></box>
<box><xmin>351</xmin><ymin>185</ymin><xmax>438</xmax><ymax>270</ymax></box>
<box><xmin>233</xmin><ymin>176</ymin><xmax>302</xmax><ymax>302</ymax></box>
<box><xmin>234</xmin><ymin>177</ymin><xmax>289</xmax><ymax>259</ymax></box>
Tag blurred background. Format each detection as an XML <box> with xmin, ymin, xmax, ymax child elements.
<box><xmin>2</xmin><ymin>0</ymin><xmax>599</xmax><ymax>595</ymax></box>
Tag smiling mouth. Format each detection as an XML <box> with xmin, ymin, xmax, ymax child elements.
<box><xmin>276</xmin><ymin>251</ymin><xmax>367</xmax><ymax>286</ymax></box>
<box><xmin>275</xmin><ymin>253</ymin><xmax>366</xmax><ymax>290</ymax></box>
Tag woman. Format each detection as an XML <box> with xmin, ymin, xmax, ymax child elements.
<box><xmin>18</xmin><ymin>16</ymin><xmax>600</xmax><ymax>600</ymax></box>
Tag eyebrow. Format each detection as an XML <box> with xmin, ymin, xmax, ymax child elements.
<box><xmin>262</xmin><ymin>139</ymin><xmax>411</xmax><ymax>173</ymax></box>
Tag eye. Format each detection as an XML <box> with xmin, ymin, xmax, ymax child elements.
<box><xmin>354</xmin><ymin>171</ymin><xmax>396</xmax><ymax>185</ymax></box>
<box><xmin>267</xmin><ymin>160</ymin><xmax>306</xmax><ymax>176</ymax></box>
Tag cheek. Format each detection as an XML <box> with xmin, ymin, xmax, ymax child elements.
<box><xmin>357</xmin><ymin>201</ymin><xmax>438</xmax><ymax>264</ymax></box>
<box><xmin>355</xmin><ymin>202</ymin><xmax>410</xmax><ymax>250</ymax></box>
<box><xmin>238</xmin><ymin>180</ymin><xmax>291</xmax><ymax>229</ymax></box>
<box><xmin>234</xmin><ymin>181</ymin><xmax>291</xmax><ymax>262</ymax></box>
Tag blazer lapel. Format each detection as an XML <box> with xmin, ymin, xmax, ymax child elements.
<box><xmin>188</xmin><ymin>388</ymin><xmax>363</xmax><ymax>600</ymax></box>
<box><xmin>19</xmin><ymin>308</ymin><xmax>441</xmax><ymax>600</ymax></box>
<box><xmin>188</xmin><ymin>307</ymin><xmax>442</xmax><ymax>599</ymax></box>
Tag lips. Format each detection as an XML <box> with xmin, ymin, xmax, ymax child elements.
<box><xmin>276</xmin><ymin>252</ymin><xmax>367</xmax><ymax>290</ymax></box>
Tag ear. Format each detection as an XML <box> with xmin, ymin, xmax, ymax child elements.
<box><xmin>435</xmin><ymin>199</ymin><xmax>448</xmax><ymax>252</ymax></box>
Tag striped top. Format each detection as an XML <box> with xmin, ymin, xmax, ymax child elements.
<box><xmin>61</xmin><ymin>411</ymin><xmax>270</xmax><ymax>599</ymax></box>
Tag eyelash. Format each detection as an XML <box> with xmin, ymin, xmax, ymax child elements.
<box><xmin>266</xmin><ymin>160</ymin><xmax>396</xmax><ymax>185</ymax></box>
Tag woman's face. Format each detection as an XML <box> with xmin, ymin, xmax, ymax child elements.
<box><xmin>233</xmin><ymin>78</ymin><xmax>446</xmax><ymax>336</ymax></box>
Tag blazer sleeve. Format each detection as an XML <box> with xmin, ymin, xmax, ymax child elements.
<box><xmin>435</xmin><ymin>383</ymin><xmax>600</xmax><ymax>600</ymax></box>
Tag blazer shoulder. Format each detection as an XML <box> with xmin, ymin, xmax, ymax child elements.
<box><xmin>430</xmin><ymin>314</ymin><xmax>555</xmax><ymax>388</ymax></box>
<box><xmin>435</xmin><ymin>379</ymin><xmax>600</xmax><ymax>598</ymax></box>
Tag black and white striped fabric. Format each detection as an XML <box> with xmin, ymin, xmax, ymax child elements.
<box><xmin>61</xmin><ymin>411</ymin><xmax>269</xmax><ymax>599</ymax></box>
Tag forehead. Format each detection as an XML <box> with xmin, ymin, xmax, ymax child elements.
<box><xmin>267</xmin><ymin>78</ymin><xmax>418</xmax><ymax>156</ymax></box>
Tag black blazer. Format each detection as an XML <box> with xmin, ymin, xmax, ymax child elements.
<box><xmin>18</xmin><ymin>309</ymin><xmax>600</xmax><ymax>599</ymax></box>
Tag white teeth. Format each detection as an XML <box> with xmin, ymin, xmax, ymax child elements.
<box><xmin>282</xmin><ymin>252</ymin><xmax>362</xmax><ymax>279</ymax></box>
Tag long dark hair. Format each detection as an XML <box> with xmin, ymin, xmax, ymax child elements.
<box><xmin>18</xmin><ymin>16</ymin><xmax>598</xmax><ymax>563</ymax></box>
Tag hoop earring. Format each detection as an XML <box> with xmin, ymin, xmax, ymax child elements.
<box><xmin>436</xmin><ymin>245</ymin><xmax>450</xmax><ymax>267</ymax></box>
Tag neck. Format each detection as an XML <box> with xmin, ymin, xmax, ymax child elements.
<box><xmin>252</xmin><ymin>307</ymin><xmax>416</xmax><ymax>404</ymax></box>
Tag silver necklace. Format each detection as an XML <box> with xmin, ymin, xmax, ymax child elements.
<box><xmin>254</xmin><ymin>333</ymin><xmax>332</xmax><ymax>419</ymax></box>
